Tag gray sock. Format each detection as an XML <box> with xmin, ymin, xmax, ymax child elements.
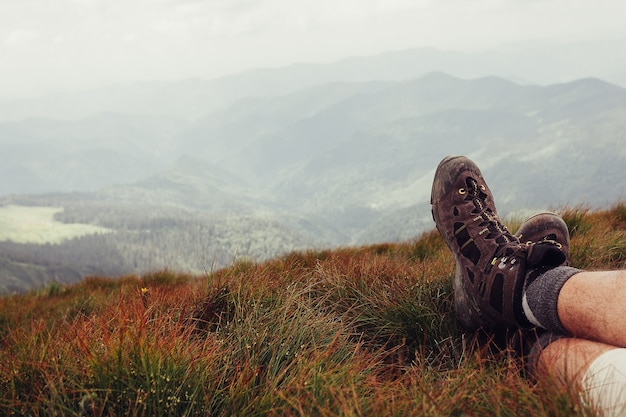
<box><xmin>522</xmin><ymin>266</ymin><xmax>581</xmax><ymax>333</ymax></box>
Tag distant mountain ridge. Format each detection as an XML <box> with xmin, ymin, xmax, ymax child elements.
<box><xmin>2</xmin><ymin>39</ymin><xmax>626</xmax><ymax>122</ymax></box>
<box><xmin>4</xmin><ymin>72</ymin><xmax>626</xmax><ymax>217</ymax></box>
<box><xmin>1</xmin><ymin>68</ymin><xmax>626</xmax><ymax>291</ymax></box>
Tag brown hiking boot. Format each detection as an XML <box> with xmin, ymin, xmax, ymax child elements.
<box><xmin>515</xmin><ymin>212</ymin><xmax>570</xmax><ymax>266</ymax></box>
<box><xmin>430</xmin><ymin>156</ymin><xmax>565</xmax><ymax>331</ymax></box>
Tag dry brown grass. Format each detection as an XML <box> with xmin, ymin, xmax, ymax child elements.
<box><xmin>2</xmin><ymin>204</ymin><xmax>624</xmax><ymax>416</ymax></box>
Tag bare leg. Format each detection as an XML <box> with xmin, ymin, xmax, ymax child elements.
<box><xmin>538</xmin><ymin>338</ymin><xmax>614</xmax><ymax>387</ymax></box>
<box><xmin>538</xmin><ymin>338</ymin><xmax>626</xmax><ymax>417</ymax></box>
<box><xmin>558</xmin><ymin>270</ymin><xmax>626</xmax><ymax>348</ymax></box>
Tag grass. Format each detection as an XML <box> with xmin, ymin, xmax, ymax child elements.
<box><xmin>1</xmin><ymin>204</ymin><xmax>625</xmax><ymax>416</ymax></box>
<box><xmin>0</xmin><ymin>205</ymin><xmax>111</xmax><ymax>244</ymax></box>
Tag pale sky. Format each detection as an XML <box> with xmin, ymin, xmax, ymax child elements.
<box><xmin>1</xmin><ymin>0</ymin><xmax>626</xmax><ymax>100</ymax></box>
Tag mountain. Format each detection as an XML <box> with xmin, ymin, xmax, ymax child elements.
<box><xmin>1</xmin><ymin>39</ymin><xmax>626</xmax><ymax>122</ymax></box>
<box><xmin>4</xmin><ymin>72</ymin><xmax>626</xmax><ymax>218</ymax></box>
<box><xmin>0</xmin><ymin>113</ymin><xmax>189</xmax><ymax>194</ymax></box>
<box><xmin>29</xmin><ymin>72</ymin><xmax>619</xmax><ymax>248</ymax></box>
<box><xmin>99</xmin><ymin>155</ymin><xmax>260</xmax><ymax>212</ymax></box>
<box><xmin>1</xmin><ymin>71</ymin><xmax>626</xmax><ymax>292</ymax></box>
<box><xmin>169</xmin><ymin>74</ymin><xmax>626</xmax><ymax>231</ymax></box>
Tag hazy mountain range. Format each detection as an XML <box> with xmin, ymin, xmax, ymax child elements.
<box><xmin>1</xmin><ymin>42</ymin><xmax>626</xmax><ymax>291</ymax></box>
<box><xmin>2</xmin><ymin>39</ymin><xmax>626</xmax><ymax>123</ymax></box>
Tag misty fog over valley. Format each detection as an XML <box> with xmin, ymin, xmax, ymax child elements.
<box><xmin>1</xmin><ymin>43</ymin><xmax>626</xmax><ymax>292</ymax></box>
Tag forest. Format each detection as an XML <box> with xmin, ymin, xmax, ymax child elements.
<box><xmin>0</xmin><ymin>198</ymin><xmax>325</xmax><ymax>293</ymax></box>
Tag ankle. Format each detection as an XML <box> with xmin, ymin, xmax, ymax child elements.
<box><xmin>522</xmin><ymin>266</ymin><xmax>581</xmax><ymax>333</ymax></box>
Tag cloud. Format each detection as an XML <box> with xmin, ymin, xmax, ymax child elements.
<box><xmin>69</xmin><ymin>0</ymin><xmax>100</xmax><ymax>4</ymax></box>
<box><xmin>1</xmin><ymin>0</ymin><xmax>626</xmax><ymax>99</ymax></box>
<box><xmin>142</xmin><ymin>0</ymin><xmax>433</xmax><ymax>39</ymax></box>
<box><xmin>3</xmin><ymin>29</ymin><xmax>39</xmax><ymax>47</ymax></box>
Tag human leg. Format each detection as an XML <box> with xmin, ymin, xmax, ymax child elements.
<box><xmin>523</xmin><ymin>265</ymin><xmax>626</xmax><ymax>347</ymax></box>
<box><xmin>512</xmin><ymin>214</ymin><xmax>626</xmax><ymax>414</ymax></box>
<box><xmin>431</xmin><ymin>156</ymin><xmax>626</xmax><ymax>339</ymax></box>
<box><xmin>430</xmin><ymin>155</ymin><xmax>626</xmax><ymax>415</ymax></box>
<box><xmin>558</xmin><ymin>270</ymin><xmax>626</xmax><ymax>348</ymax></box>
<box><xmin>430</xmin><ymin>155</ymin><xmax>567</xmax><ymax>330</ymax></box>
<box><xmin>535</xmin><ymin>337</ymin><xmax>626</xmax><ymax>417</ymax></box>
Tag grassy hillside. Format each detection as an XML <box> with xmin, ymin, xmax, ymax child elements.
<box><xmin>1</xmin><ymin>204</ymin><xmax>625</xmax><ymax>416</ymax></box>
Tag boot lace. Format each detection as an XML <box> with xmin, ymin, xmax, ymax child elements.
<box><xmin>460</xmin><ymin>177</ymin><xmax>522</xmax><ymax>273</ymax></box>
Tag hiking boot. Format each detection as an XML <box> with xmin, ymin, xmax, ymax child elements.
<box><xmin>457</xmin><ymin>216</ymin><xmax>571</xmax><ymax>369</ymax></box>
<box><xmin>430</xmin><ymin>156</ymin><xmax>566</xmax><ymax>330</ymax></box>
<box><xmin>515</xmin><ymin>212</ymin><xmax>570</xmax><ymax>266</ymax></box>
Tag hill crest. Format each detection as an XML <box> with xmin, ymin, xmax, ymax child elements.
<box><xmin>1</xmin><ymin>204</ymin><xmax>624</xmax><ymax>414</ymax></box>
